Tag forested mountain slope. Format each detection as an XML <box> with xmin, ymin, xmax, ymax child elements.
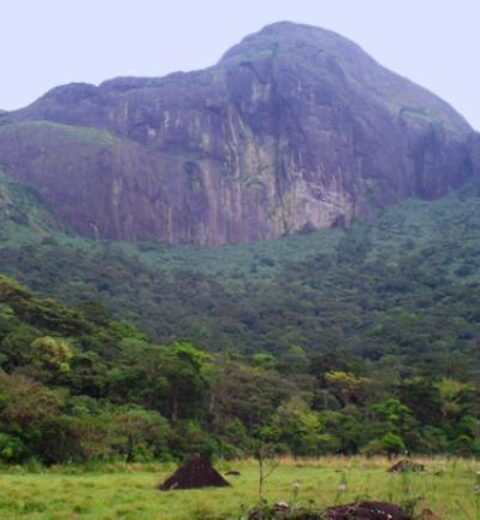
<box><xmin>0</xmin><ymin>268</ymin><xmax>478</xmax><ymax>463</ymax></box>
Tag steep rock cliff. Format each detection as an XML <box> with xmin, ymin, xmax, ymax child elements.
<box><xmin>0</xmin><ymin>22</ymin><xmax>476</xmax><ymax>244</ymax></box>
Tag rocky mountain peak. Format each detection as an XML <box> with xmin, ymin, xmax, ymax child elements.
<box><xmin>0</xmin><ymin>22</ymin><xmax>477</xmax><ymax>244</ymax></box>
<box><xmin>220</xmin><ymin>21</ymin><xmax>360</xmax><ymax>63</ymax></box>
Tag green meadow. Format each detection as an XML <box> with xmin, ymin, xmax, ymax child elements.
<box><xmin>0</xmin><ymin>457</ymin><xmax>478</xmax><ymax>519</ymax></box>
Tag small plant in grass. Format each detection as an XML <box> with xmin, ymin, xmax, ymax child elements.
<box><xmin>397</xmin><ymin>468</ymin><xmax>423</xmax><ymax>517</ymax></box>
<box><xmin>400</xmin><ymin>496</ymin><xmax>423</xmax><ymax>517</ymax></box>
<box><xmin>334</xmin><ymin>473</ymin><xmax>348</xmax><ymax>504</ymax></box>
<box><xmin>291</xmin><ymin>480</ymin><xmax>301</xmax><ymax>504</ymax></box>
<box><xmin>473</xmin><ymin>471</ymin><xmax>480</xmax><ymax>520</ymax></box>
<box><xmin>255</xmin><ymin>442</ymin><xmax>280</xmax><ymax>501</ymax></box>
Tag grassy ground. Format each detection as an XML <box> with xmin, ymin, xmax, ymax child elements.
<box><xmin>0</xmin><ymin>457</ymin><xmax>478</xmax><ymax>519</ymax></box>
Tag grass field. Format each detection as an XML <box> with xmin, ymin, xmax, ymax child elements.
<box><xmin>0</xmin><ymin>457</ymin><xmax>478</xmax><ymax>519</ymax></box>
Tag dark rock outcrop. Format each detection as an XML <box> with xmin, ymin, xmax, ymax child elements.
<box><xmin>0</xmin><ymin>22</ymin><xmax>477</xmax><ymax>244</ymax></box>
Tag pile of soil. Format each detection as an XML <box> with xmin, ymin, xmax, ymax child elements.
<box><xmin>325</xmin><ymin>501</ymin><xmax>412</xmax><ymax>520</ymax></box>
<box><xmin>158</xmin><ymin>453</ymin><xmax>230</xmax><ymax>491</ymax></box>
<box><xmin>388</xmin><ymin>459</ymin><xmax>426</xmax><ymax>473</ymax></box>
<box><xmin>225</xmin><ymin>470</ymin><xmax>241</xmax><ymax>476</ymax></box>
<box><xmin>248</xmin><ymin>506</ymin><xmax>323</xmax><ymax>519</ymax></box>
<box><xmin>249</xmin><ymin>501</ymin><xmax>411</xmax><ymax>519</ymax></box>
<box><xmin>417</xmin><ymin>509</ymin><xmax>440</xmax><ymax>520</ymax></box>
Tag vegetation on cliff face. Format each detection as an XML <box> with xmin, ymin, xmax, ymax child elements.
<box><xmin>0</xmin><ymin>170</ymin><xmax>64</xmax><ymax>240</ymax></box>
<box><xmin>0</xmin><ymin>177</ymin><xmax>479</xmax><ymax>463</ymax></box>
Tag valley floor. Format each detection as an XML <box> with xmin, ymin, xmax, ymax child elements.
<box><xmin>0</xmin><ymin>457</ymin><xmax>477</xmax><ymax>519</ymax></box>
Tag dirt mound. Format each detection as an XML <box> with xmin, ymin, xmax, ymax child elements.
<box><xmin>158</xmin><ymin>453</ymin><xmax>230</xmax><ymax>491</ymax></box>
<box><xmin>417</xmin><ymin>509</ymin><xmax>440</xmax><ymax>520</ymax></box>
<box><xmin>225</xmin><ymin>470</ymin><xmax>241</xmax><ymax>476</ymax></box>
<box><xmin>388</xmin><ymin>459</ymin><xmax>426</xmax><ymax>473</ymax></box>
<box><xmin>249</xmin><ymin>505</ymin><xmax>323</xmax><ymax>519</ymax></box>
<box><xmin>325</xmin><ymin>501</ymin><xmax>411</xmax><ymax>520</ymax></box>
<box><xmin>249</xmin><ymin>501</ymin><xmax>411</xmax><ymax>519</ymax></box>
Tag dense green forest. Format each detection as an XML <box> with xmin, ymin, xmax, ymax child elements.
<box><xmin>0</xmin><ymin>174</ymin><xmax>479</xmax><ymax>463</ymax></box>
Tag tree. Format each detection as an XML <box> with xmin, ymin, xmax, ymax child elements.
<box><xmin>133</xmin><ymin>342</ymin><xmax>211</xmax><ymax>422</ymax></box>
<box><xmin>111</xmin><ymin>407</ymin><xmax>171</xmax><ymax>462</ymax></box>
<box><xmin>0</xmin><ymin>373</ymin><xmax>65</xmax><ymax>463</ymax></box>
<box><xmin>208</xmin><ymin>360</ymin><xmax>292</xmax><ymax>435</ymax></box>
<box><xmin>436</xmin><ymin>378</ymin><xmax>475</xmax><ymax>423</ymax></box>
<box><xmin>29</xmin><ymin>336</ymin><xmax>73</xmax><ymax>375</ymax></box>
<box><xmin>270</xmin><ymin>396</ymin><xmax>327</xmax><ymax>456</ymax></box>
<box><xmin>325</xmin><ymin>371</ymin><xmax>370</xmax><ymax>406</ymax></box>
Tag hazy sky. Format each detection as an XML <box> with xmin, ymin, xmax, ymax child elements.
<box><xmin>2</xmin><ymin>0</ymin><xmax>479</xmax><ymax>129</ymax></box>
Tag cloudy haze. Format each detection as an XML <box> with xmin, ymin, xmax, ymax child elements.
<box><xmin>2</xmin><ymin>0</ymin><xmax>479</xmax><ymax>128</ymax></box>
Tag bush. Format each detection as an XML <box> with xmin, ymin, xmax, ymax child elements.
<box><xmin>379</xmin><ymin>433</ymin><xmax>406</xmax><ymax>456</ymax></box>
<box><xmin>0</xmin><ymin>433</ymin><xmax>25</xmax><ymax>463</ymax></box>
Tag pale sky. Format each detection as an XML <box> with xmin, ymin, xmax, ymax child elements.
<box><xmin>2</xmin><ymin>0</ymin><xmax>479</xmax><ymax>129</ymax></box>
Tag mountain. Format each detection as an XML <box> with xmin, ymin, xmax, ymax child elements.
<box><xmin>0</xmin><ymin>22</ymin><xmax>478</xmax><ymax>245</ymax></box>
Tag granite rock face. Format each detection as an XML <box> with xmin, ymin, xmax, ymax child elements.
<box><xmin>0</xmin><ymin>22</ymin><xmax>477</xmax><ymax>244</ymax></box>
